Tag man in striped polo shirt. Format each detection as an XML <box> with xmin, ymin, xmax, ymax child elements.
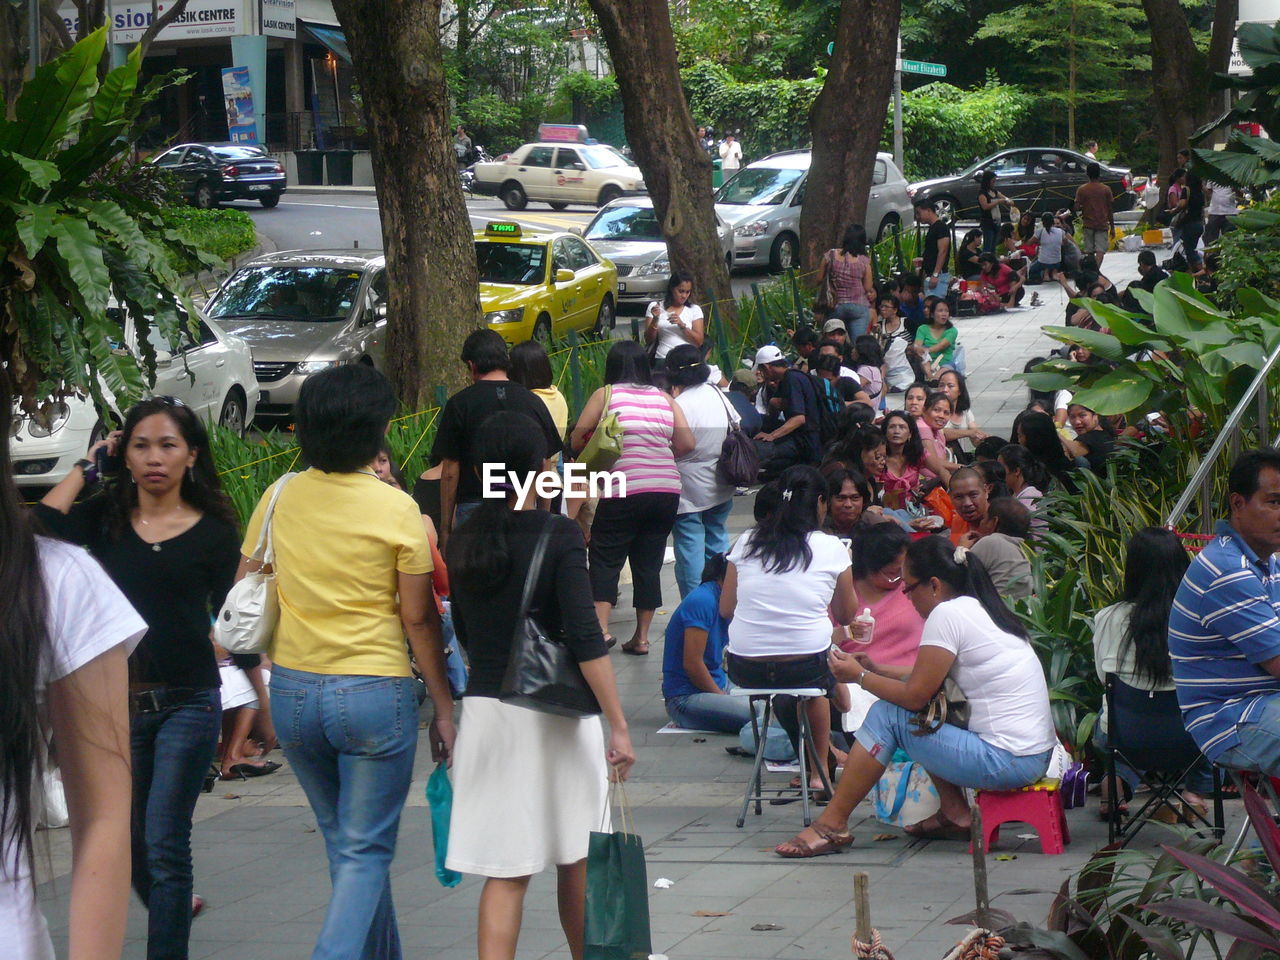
<box><xmin>1169</xmin><ymin>450</ymin><xmax>1280</xmax><ymax>776</ymax></box>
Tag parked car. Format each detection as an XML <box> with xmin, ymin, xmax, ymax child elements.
<box><xmin>908</xmin><ymin>148</ymin><xmax>1135</xmax><ymax>223</ymax></box>
<box><xmin>470</xmin><ymin>128</ymin><xmax>646</xmax><ymax>211</ymax></box>
<box><xmin>714</xmin><ymin>150</ymin><xmax>913</xmax><ymax>272</ymax></box>
<box><xmin>148</xmin><ymin>142</ymin><xmax>287</xmax><ymax>209</ymax></box>
<box><xmin>9</xmin><ymin>309</ymin><xmax>257</xmax><ymax>489</ymax></box>
<box><xmin>579</xmin><ymin>198</ymin><xmax>732</xmax><ymax>312</ymax></box>
<box><xmin>204</xmin><ymin>250</ymin><xmax>388</xmax><ymax>418</ymax></box>
<box><xmin>475</xmin><ymin>221</ymin><xmax>619</xmax><ymax>341</ymax></box>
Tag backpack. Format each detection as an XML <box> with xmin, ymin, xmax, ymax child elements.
<box><xmin>810</xmin><ymin>374</ymin><xmax>842</xmax><ymax>445</ymax></box>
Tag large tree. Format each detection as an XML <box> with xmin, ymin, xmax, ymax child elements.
<box><xmin>1142</xmin><ymin>0</ymin><xmax>1238</xmax><ymax>179</ymax></box>
<box><xmin>799</xmin><ymin>0</ymin><xmax>901</xmax><ymax>273</ymax></box>
<box><xmin>331</xmin><ymin>0</ymin><xmax>481</xmax><ymax>404</ymax></box>
<box><xmin>584</xmin><ymin>0</ymin><xmax>734</xmax><ymax>324</ymax></box>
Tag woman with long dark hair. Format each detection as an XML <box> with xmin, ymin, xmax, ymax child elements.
<box><xmin>3</xmin><ymin>389</ymin><xmax>144</xmax><ymax>960</ymax></box>
<box><xmin>938</xmin><ymin>370</ymin><xmax>986</xmax><ymax>460</ymax></box>
<box><xmin>816</xmin><ymin>223</ymin><xmax>876</xmax><ymax>339</ymax></box>
<box><xmin>1013</xmin><ymin>409</ymin><xmax>1077</xmax><ymax>491</ymax></box>
<box><xmin>1092</xmin><ymin>528</ymin><xmax>1209</xmax><ymax>817</ymax></box>
<box><xmin>570</xmin><ymin>340</ymin><xmax>694</xmax><ymax>654</ymax></box>
<box><xmin>722</xmin><ymin>466</ymin><xmax>855</xmax><ymax>796</ymax></box>
<box><xmin>997</xmin><ymin>443</ymin><xmax>1047</xmax><ymax>512</ymax></box>
<box><xmin>774</xmin><ymin>535</ymin><xmax>1056</xmax><ymax>857</ymax></box>
<box><xmin>824</xmin><ymin>467</ymin><xmax>875</xmax><ymax>539</ymax></box>
<box><xmin>38</xmin><ymin>397</ymin><xmax>243</xmax><ymax>958</ymax></box>
<box><xmin>446</xmin><ymin>411</ymin><xmax>633</xmax><ymax>960</ymax></box>
<box><xmin>644</xmin><ymin>271</ymin><xmax>704</xmax><ymax>366</ymax></box>
<box><xmin>976</xmin><ymin>170</ymin><xmax>1012</xmax><ymax>253</ymax></box>
<box><xmin>882</xmin><ymin>410</ymin><xmax>953</xmax><ymax>510</ymax></box>
<box><xmin>840</xmin><ymin>522</ymin><xmax>923</xmax><ymax>666</ymax></box>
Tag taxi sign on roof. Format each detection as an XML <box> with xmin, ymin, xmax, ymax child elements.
<box><xmin>538</xmin><ymin>123</ymin><xmax>588</xmax><ymax>143</ymax></box>
<box><xmin>485</xmin><ymin>222</ymin><xmax>522</xmax><ymax>237</ymax></box>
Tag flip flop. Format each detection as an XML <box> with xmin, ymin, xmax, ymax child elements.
<box><xmin>775</xmin><ymin>824</ymin><xmax>854</xmax><ymax>858</ymax></box>
<box><xmin>903</xmin><ymin>811</ymin><xmax>970</xmax><ymax>841</ymax></box>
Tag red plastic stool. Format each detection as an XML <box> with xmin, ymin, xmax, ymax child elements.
<box><xmin>971</xmin><ymin>779</ymin><xmax>1070</xmax><ymax>855</ymax></box>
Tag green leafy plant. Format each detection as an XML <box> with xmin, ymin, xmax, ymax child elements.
<box><xmin>158</xmin><ymin>207</ymin><xmax>257</xmax><ymax>275</ymax></box>
<box><xmin>0</xmin><ymin>28</ymin><xmax>205</xmax><ymax>415</ymax></box>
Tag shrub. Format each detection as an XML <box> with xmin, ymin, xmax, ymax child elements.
<box><xmin>893</xmin><ymin>78</ymin><xmax>1033</xmax><ymax>181</ymax></box>
<box><xmin>158</xmin><ymin>207</ymin><xmax>257</xmax><ymax>275</ymax></box>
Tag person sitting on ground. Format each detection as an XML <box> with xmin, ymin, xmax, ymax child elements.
<box><xmin>1063</xmin><ymin>402</ymin><xmax>1116</xmax><ymax>473</ymax></box>
<box><xmin>774</xmin><ymin>536</ymin><xmax>1057</xmax><ymax>856</ymax></box>
<box><xmin>727</xmin><ymin>369</ymin><xmax>764</xmax><ymax>437</ymax></box>
<box><xmin>852</xmin><ymin>334</ymin><xmax>886</xmax><ymax>410</ymax></box>
<box><xmin>956</xmin><ymin>229</ymin><xmax>984</xmax><ymax>282</ymax></box>
<box><xmin>812</xmin><ymin>354</ymin><xmax>870</xmax><ymax>411</ymax></box>
<box><xmin>912</xmin><ymin>299</ymin><xmax>958</xmax><ymax>381</ymax></box>
<box><xmin>882</xmin><ymin>411</ymin><xmax>954</xmax><ymax>510</ymax></box>
<box><xmin>875</xmin><ymin>294</ymin><xmax>917</xmax><ymax>392</ymax></box>
<box><xmin>946</xmin><ymin>466</ymin><xmax>989</xmax><ymax>546</ymax></box>
<box><xmin>1121</xmin><ymin>249</ymin><xmax>1170</xmax><ymax>315</ymax></box>
<box><xmin>662</xmin><ymin>553</ymin><xmax>753</xmax><ymax>734</ymax></box>
<box><xmin>1095</xmin><ymin>527</ymin><xmax>1211</xmax><ymax>818</ymax></box>
<box><xmin>722</xmin><ymin>466</ymin><xmax>855</xmax><ymax>797</ymax></box>
<box><xmin>975</xmin><ymin>459</ymin><xmax>1010</xmax><ymax>501</ymax></box>
<box><xmin>962</xmin><ymin>496</ymin><xmax>1033</xmax><ymax>599</ymax></box>
<box><xmin>1032</xmin><ymin>212</ymin><xmax>1066</xmax><ymax>282</ymax></box>
<box><xmin>823</xmin><ymin>467</ymin><xmax>881</xmax><ymax>540</ymax></box>
<box><xmin>923</xmin><ymin>390</ymin><xmax>956</xmax><ymax>464</ymax></box>
<box><xmin>977</xmin><ymin>252</ymin><xmax>1025</xmax><ymax>307</ymax></box>
<box><xmin>817</xmin><ymin>335</ymin><xmax>858</xmax><ymax>378</ymax></box>
<box><xmin>752</xmin><ymin>345</ymin><xmax>824</xmax><ymax>478</ymax></box>
<box><xmin>1170</xmin><ymin>449</ymin><xmax>1280</xmax><ymax>778</ymax></box>
<box><xmin>845</xmin><ymin>427</ymin><xmax>888</xmax><ymax>502</ymax></box>
<box><xmin>895</xmin><ymin>273</ymin><xmax>926</xmax><ymax>338</ymax></box>
<box><xmin>840</xmin><ymin>523</ymin><xmax>923</xmax><ymax>667</ymax></box>
<box><xmin>997</xmin><ymin>222</ymin><xmax>1025</xmax><ymax>267</ymax></box>
<box><xmin>1013</xmin><ymin>410</ymin><xmax>1078</xmax><ymax>492</ymax></box>
<box><xmin>791</xmin><ymin>327</ymin><xmax>821</xmax><ymax>372</ymax></box>
<box><xmin>973</xmin><ymin>435</ymin><xmax>1008</xmax><ymax>463</ymax></box>
<box><xmin>938</xmin><ymin>370</ymin><xmax>986</xmax><ymax>461</ymax></box>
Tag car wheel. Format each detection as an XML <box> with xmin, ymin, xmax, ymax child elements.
<box><xmin>549</xmin><ymin>201</ymin><xmax>569</xmax><ymax>211</ymax></box>
<box><xmin>597</xmin><ymin>185</ymin><xmax>622</xmax><ymax>207</ymax></box>
<box><xmin>932</xmin><ymin>195</ymin><xmax>957</xmax><ymax>225</ymax></box>
<box><xmin>876</xmin><ymin>214</ymin><xmax>900</xmax><ymax>243</ymax></box>
<box><xmin>218</xmin><ymin>390</ymin><xmax>247</xmax><ymax>437</ymax></box>
<box><xmin>193</xmin><ymin>181</ymin><xmax>217</xmax><ymax>210</ymax></box>
<box><xmin>501</xmin><ymin>182</ymin><xmax>527</xmax><ymax>211</ymax></box>
<box><xmin>769</xmin><ymin>232</ymin><xmax>799</xmax><ymax>272</ymax></box>
<box><xmin>259</xmin><ymin>194</ymin><xmax>281</xmax><ymax>209</ymax></box>
<box><xmin>593</xmin><ymin>296</ymin><xmax>615</xmax><ymax>338</ymax></box>
<box><xmin>533</xmin><ymin>315</ymin><xmax>552</xmax><ymax>345</ymax></box>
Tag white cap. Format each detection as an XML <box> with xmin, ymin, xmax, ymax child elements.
<box><xmin>753</xmin><ymin>345</ymin><xmax>785</xmax><ymax>367</ymax></box>
<box><xmin>822</xmin><ymin>318</ymin><xmax>848</xmax><ymax>334</ymax></box>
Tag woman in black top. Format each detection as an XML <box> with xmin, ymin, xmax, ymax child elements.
<box><xmin>445</xmin><ymin>411</ymin><xmax>634</xmax><ymax>960</ymax></box>
<box><xmin>1063</xmin><ymin>402</ymin><xmax>1116</xmax><ymax>473</ymax></box>
<box><xmin>976</xmin><ymin>170</ymin><xmax>1012</xmax><ymax>253</ymax></box>
<box><xmin>1180</xmin><ymin>169</ymin><xmax>1207</xmax><ymax>272</ymax></box>
<box><xmin>956</xmin><ymin>229</ymin><xmax>983</xmax><ymax>281</ymax></box>
<box><xmin>37</xmin><ymin>397</ymin><xmax>240</xmax><ymax>960</ymax></box>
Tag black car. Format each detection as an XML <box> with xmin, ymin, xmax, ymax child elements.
<box><xmin>149</xmin><ymin>142</ymin><xmax>287</xmax><ymax>209</ymax></box>
<box><xmin>908</xmin><ymin>148</ymin><xmax>1135</xmax><ymax>224</ymax></box>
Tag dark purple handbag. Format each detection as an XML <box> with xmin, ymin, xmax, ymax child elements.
<box><xmin>712</xmin><ymin>388</ymin><xmax>759</xmax><ymax>486</ymax></box>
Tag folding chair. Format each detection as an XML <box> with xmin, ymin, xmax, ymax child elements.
<box><xmin>1103</xmin><ymin>673</ymin><xmax>1224</xmax><ymax>846</ymax></box>
<box><xmin>1220</xmin><ymin>769</ymin><xmax>1280</xmax><ymax>863</ymax></box>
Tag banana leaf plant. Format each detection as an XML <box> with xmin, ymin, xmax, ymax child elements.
<box><xmin>0</xmin><ymin>27</ymin><xmax>207</xmax><ymax>417</ymax></box>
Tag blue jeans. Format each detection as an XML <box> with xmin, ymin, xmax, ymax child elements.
<box><xmin>131</xmin><ymin>688</ymin><xmax>221</xmax><ymax>960</ymax></box>
<box><xmin>271</xmin><ymin>666</ymin><xmax>420</xmax><ymax>960</ymax></box>
<box><xmin>981</xmin><ymin>225</ymin><xmax>998</xmax><ymax>254</ymax></box>
<box><xmin>1215</xmin><ymin>695</ymin><xmax>1280</xmax><ymax>778</ymax></box>
<box><xmin>834</xmin><ymin>302</ymin><xmax>871</xmax><ymax>339</ymax></box>
<box><xmin>666</xmin><ymin>690</ymin><xmax>755</xmax><ymax>734</ymax></box>
<box><xmin>926</xmin><ymin>272</ymin><xmax>950</xmax><ymax>299</ymax></box>
<box><xmin>672</xmin><ymin>499</ymin><xmax>733</xmax><ymax>599</ymax></box>
<box><xmin>1180</xmin><ymin>219</ymin><xmax>1205</xmax><ymax>267</ymax></box>
<box><xmin>855</xmin><ymin>701</ymin><xmax>1052</xmax><ymax>790</ymax></box>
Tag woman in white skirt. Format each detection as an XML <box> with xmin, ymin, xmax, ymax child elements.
<box><xmin>446</xmin><ymin>411</ymin><xmax>635</xmax><ymax>960</ymax></box>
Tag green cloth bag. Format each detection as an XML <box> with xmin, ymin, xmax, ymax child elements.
<box><xmin>583</xmin><ymin>784</ymin><xmax>652</xmax><ymax>960</ymax></box>
<box><xmin>579</xmin><ymin>385</ymin><xmax>624</xmax><ymax>473</ymax></box>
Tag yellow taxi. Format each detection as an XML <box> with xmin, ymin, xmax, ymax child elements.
<box><xmin>476</xmin><ymin>221</ymin><xmax>618</xmax><ymax>343</ymax></box>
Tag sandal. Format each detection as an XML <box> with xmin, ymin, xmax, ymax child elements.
<box><xmin>221</xmin><ymin>760</ymin><xmax>282</xmax><ymax>781</ymax></box>
<box><xmin>1097</xmin><ymin>800</ymin><xmax>1129</xmax><ymax>821</ymax></box>
<box><xmin>775</xmin><ymin>823</ymin><xmax>854</xmax><ymax>858</ymax></box>
<box><xmin>621</xmin><ymin>639</ymin><xmax>649</xmax><ymax>656</ymax></box>
<box><xmin>904</xmin><ymin>811</ymin><xmax>970</xmax><ymax>841</ymax></box>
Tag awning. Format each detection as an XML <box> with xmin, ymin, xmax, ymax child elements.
<box><xmin>300</xmin><ymin>21</ymin><xmax>351</xmax><ymax>64</ymax></box>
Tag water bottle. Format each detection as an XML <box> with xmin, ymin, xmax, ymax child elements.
<box><xmin>853</xmin><ymin>607</ymin><xmax>875</xmax><ymax>646</ymax></box>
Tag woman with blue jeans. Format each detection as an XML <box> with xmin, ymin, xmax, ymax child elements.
<box><xmin>239</xmin><ymin>365</ymin><xmax>456</xmax><ymax>960</ymax></box>
<box><xmin>37</xmin><ymin>398</ymin><xmax>242</xmax><ymax>958</ymax></box>
<box><xmin>667</xmin><ymin>343</ymin><xmax>737</xmax><ymax>599</ymax></box>
<box><xmin>817</xmin><ymin>224</ymin><xmax>875</xmax><ymax>339</ymax></box>
<box><xmin>775</xmin><ymin>535</ymin><xmax>1056</xmax><ymax>857</ymax></box>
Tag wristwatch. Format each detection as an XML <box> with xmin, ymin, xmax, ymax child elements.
<box><xmin>73</xmin><ymin>458</ymin><xmax>97</xmax><ymax>482</ymax></box>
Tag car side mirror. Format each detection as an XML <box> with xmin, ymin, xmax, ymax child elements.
<box><xmin>568</xmin><ymin>226</ymin><xmax>583</xmax><ymax>237</ymax></box>
<box><xmin>155</xmin><ymin>351</ymin><xmax>174</xmax><ymax>367</ymax></box>
<box><xmin>555</xmin><ymin>268</ymin><xmax>575</xmax><ymax>284</ymax></box>
<box><xmin>374</xmin><ymin>302</ymin><xmax>387</xmax><ymax>322</ymax></box>
<box><xmin>973</xmin><ymin>173</ymin><xmax>984</xmax><ymax>182</ymax></box>
<box><xmin>569</xmin><ymin>162</ymin><xmax>585</xmax><ymax>171</ymax></box>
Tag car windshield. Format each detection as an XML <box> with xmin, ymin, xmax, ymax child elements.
<box><xmin>476</xmin><ymin>242</ymin><xmax>547</xmax><ymax>284</ymax></box>
<box><xmin>716</xmin><ymin>167</ymin><xmax>803</xmax><ymax>205</ymax></box>
<box><xmin>212</xmin><ymin>146</ymin><xmax>268</xmax><ymax>160</ymax></box>
<box><xmin>208</xmin><ymin>266</ymin><xmax>363</xmax><ymax>322</ymax></box>
<box><xmin>580</xmin><ymin>145</ymin><xmax>631</xmax><ymax>169</ymax></box>
<box><xmin>585</xmin><ymin>205</ymin><xmax>661</xmax><ymax>242</ymax></box>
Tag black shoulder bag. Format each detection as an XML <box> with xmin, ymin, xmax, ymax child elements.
<box><xmin>499</xmin><ymin>518</ymin><xmax>603</xmax><ymax>718</ymax></box>
<box><xmin>712</xmin><ymin>387</ymin><xmax>759</xmax><ymax>486</ymax></box>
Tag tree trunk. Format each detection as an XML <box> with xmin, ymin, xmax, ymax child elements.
<box><xmin>1143</xmin><ymin>0</ymin><xmax>1238</xmax><ymax>180</ymax></box>
<box><xmin>585</xmin><ymin>0</ymin><xmax>735</xmax><ymax>326</ymax></box>
<box><xmin>332</xmin><ymin>0</ymin><xmax>480</xmax><ymax>404</ymax></box>
<box><xmin>800</xmin><ymin>0</ymin><xmax>901</xmax><ymax>274</ymax></box>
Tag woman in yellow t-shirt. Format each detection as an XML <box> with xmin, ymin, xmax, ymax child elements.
<box><xmin>236</xmin><ymin>365</ymin><xmax>455</xmax><ymax>959</ymax></box>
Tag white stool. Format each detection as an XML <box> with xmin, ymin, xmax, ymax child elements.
<box><xmin>731</xmin><ymin>687</ymin><xmax>834</xmax><ymax>828</ymax></box>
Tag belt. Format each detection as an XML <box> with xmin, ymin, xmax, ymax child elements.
<box><xmin>129</xmin><ymin>686</ymin><xmax>205</xmax><ymax>714</ymax></box>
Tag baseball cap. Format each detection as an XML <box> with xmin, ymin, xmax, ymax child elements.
<box><xmin>753</xmin><ymin>345</ymin><xmax>786</xmax><ymax>367</ymax></box>
<box><xmin>822</xmin><ymin>318</ymin><xmax>847</xmax><ymax>334</ymax></box>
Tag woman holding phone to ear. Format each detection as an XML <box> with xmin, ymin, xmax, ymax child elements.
<box><xmin>644</xmin><ymin>272</ymin><xmax>704</xmax><ymax>368</ymax></box>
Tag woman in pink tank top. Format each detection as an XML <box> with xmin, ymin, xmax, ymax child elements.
<box><xmin>816</xmin><ymin>224</ymin><xmax>876</xmax><ymax>339</ymax></box>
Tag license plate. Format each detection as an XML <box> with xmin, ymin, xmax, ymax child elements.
<box><xmin>249</xmin><ymin>184</ymin><xmax>270</xmax><ymax>192</ymax></box>
<box><xmin>618</xmin><ymin>282</ymin><xmax>627</xmax><ymax>292</ymax></box>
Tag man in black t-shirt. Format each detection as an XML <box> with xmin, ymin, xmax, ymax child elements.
<box><xmin>752</xmin><ymin>345</ymin><xmax>821</xmax><ymax>480</ymax></box>
<box><xmin>1120</xmin><ymin>249</ymin><xmax>1169</xmax><ymax>315</ymax></box>
<box><xmin>914</xmin><ymin>198</ymin><xmax>952</xmax><ymax>300</ymax></box>
<box><xmin>430</xmin><ymin>329</ymin><xmax>563</xmax><ymax>546</ymax></box>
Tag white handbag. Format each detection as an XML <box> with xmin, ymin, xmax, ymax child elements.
<box><xmin>214</xmin><ymin>473</ymin><xmax>296</xmax><ymax>654</ymax></box>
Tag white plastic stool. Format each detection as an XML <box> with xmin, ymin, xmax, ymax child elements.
<box><xmin>731</xmin><ymin>687</ymin><xmax>833</xmax><ymax>828</ymax></box>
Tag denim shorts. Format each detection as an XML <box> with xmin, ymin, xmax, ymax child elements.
<box><xmin>724</xmin><ymin>651</ymin><xmax>836</xmax><ymax>696</ymax></box>
<box><xmin>1215</xmin><ymin>695</ymin><xmax>1280</xmax><ymax>778</ymax></box>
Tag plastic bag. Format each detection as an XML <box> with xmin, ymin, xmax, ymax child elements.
<box><xmin>426</xmin><ymin>763</ymin><xmax>462</xmax><ymax>887</ymax></box>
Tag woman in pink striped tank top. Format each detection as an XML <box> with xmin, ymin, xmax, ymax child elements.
<box><xmin>571</xmin><ymin>341</ymin><xmax>695</xmax><ymax>654</ymax></box>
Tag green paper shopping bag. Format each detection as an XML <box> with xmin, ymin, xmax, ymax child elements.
<box><xmin>583</xmin><ymin>783</ymin><xmax>652</xmax><ymax>960</ymax></box>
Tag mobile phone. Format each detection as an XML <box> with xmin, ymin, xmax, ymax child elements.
<box><xmin>95</xmin><ymin>445</ymin><xmax>121</xmax><ymax>478</ymax></box>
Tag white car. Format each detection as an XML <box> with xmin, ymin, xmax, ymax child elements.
<box><xmin>9</xmin><ymin>310</ymin><xmax>258</xmax><ymax>489</ymax></box>
<box><xmin>471</xmin><ymin>135</ymin><xmax>646</xmax><ymax>211</ymax></box>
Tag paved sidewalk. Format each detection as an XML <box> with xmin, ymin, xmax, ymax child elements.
<box><xmin>37</xmin><ymin>250</ymin><xmax>1210</xmax><ymax>960</ymax></box>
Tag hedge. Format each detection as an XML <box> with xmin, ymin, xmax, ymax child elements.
<box><xmin>158</xmin><ymin>207</ymin><xmax>257</xmax><ymax>276</ymax></box>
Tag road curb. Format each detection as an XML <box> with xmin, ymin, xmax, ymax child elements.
<box><xmin>285</xmin><ymin>185</ymin><xmax>378</xmax><ymax>196</ymax></box>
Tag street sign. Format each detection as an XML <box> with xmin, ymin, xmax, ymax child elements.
<box><xmin>900</xmin><ymin>59</ymin><xmax>947</xmax><ymax>77</ymax></box>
